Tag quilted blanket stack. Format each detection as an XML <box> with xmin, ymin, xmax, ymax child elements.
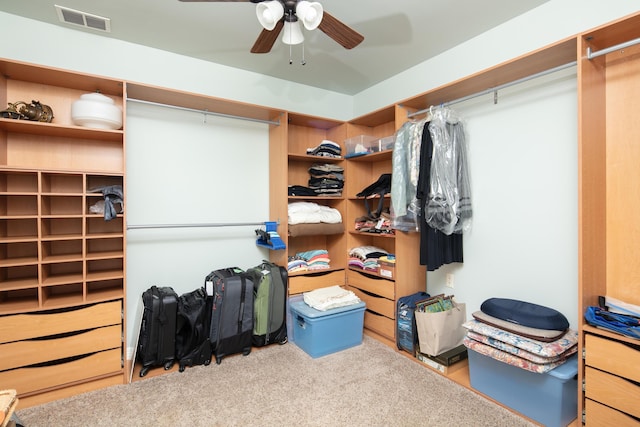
<box><xmin>463</xmin><ymin>299</ymin><xmax>577</xmax><ymax>373</ymax></box>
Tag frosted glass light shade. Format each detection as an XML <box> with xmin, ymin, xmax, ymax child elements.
<box><xmin>282</xmin><ymin>20</ymin><xmax>304</xmax><ymax>45</ymax></box>
<box><xmin>256</xmin><ymin>1</ymin><xmax>284</xmax><ymax>31</ymax></box>
<box><xmin>296</xmin><ymin>1</ymin><xmax>323</xmax><ymax>30</ymax></box>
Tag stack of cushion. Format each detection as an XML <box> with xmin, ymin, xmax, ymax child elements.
<box><xmin>463</xmin><ymin>298</ymin><xmax>577</xmax><ymax>373</ymax></box>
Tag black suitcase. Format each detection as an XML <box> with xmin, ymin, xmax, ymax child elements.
<box><xmin>137</xmin><ymin>285</ymin><xmax>178</xmax><ymax>377</ymax></box>
<box><xmin>247</xmin><ymin>261</ymin><xmax>288</xmax><ymax>347</ymax></box>
<box><xmin>175</xmin><ymin>287</ymin><xmax>212</xmax><ymax>372</ymax></box>
<box><xmin>206</xmin><ymin>267</ymin><xmax>254</xmax><ymax>364</ymax></box>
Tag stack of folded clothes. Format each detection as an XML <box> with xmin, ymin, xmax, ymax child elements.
<box><xmin>288</xmin><ymin>202</ymin><xmax>344</xmax><ymax>237</ymax></box>
<box><xmin>348</xmin><ymin>246</ymin><xmax>389</xmax><ymax>273</ymax></box>
<box><xmin>306</xmin><ymin>140</ymin><xmax>342</xmax><ymax>158</ymax></box>
<box><xmin>287</xmin><ymin>249</ymin><xmax>331</xmax><ymax>273</ymax></box>
<box><xmin>354</xmin><ymin>209</ymin><xmax>394</xmax><ymax>234</ymax></box>
<box><xmin>303</xmin><ymin>285</ymin><xmax>361</xmax><ymax>311</ymax></box>
<box><xmin>308</xmin><ymin>163</ymin><xmax>344</xmax><ymax>197</ymax></box>
<box><xmin>463</xmin><ymin>298</ymin><xmax>578</xmax><ymax>373</ymax></box>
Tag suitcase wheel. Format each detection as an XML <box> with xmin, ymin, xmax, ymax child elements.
<box><xmin>216</xmin><ymin>356</ymin><xmax>222</xmax><ymax>365</ymax></box>
<box><xmin>243</xmin><ymin>349</ymin><xmax>251</xmax><ymax>356</ymax></box>
<box><xmin>179</xmin><ymin>364</ymin><xmax>185</xmax><ymax>373</ymax></box>
<box><xmin>164</xmin><ymin>360</ymin><xmax>175</xmax><ymax>371</ymax></box>
<box><xmin>139</xmin><ymin>366</ymin><xmax>149</xmax><ymax>377</ymax></box>
<box><xmin>204</xmin><ymin>359</ymin><xmax>211</xmax><ymax>366</ymax></box>
<box><xmin>278</xmin><ymin>337</ymin><xmax>288</xmax><ymax>345</ymax></box>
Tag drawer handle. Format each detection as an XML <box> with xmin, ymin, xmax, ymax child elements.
<box><xmin>22</xmin><ymin>351</ymin><xmax>101</xmax><ymax>369</ymax></box>
<box><xmin>351</xmin><ymin>268</ymin><xmax>386</xmax><ymax>281</ymax></box>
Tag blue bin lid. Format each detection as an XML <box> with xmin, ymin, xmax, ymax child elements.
<box><xmin>546</xmin><ymin>353</ymin><xmax>578</xmax><ymax>380</ymax></box>
<box><xmin>290</xmin><ymin>300</ymin><xmax>366</xmax><ymax>319</ymax></box>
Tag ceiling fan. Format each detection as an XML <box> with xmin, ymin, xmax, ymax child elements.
<box><xmin>178</xmin><ymin>0</ymin><xmax>364</xmax><ymax>54</ymax></box>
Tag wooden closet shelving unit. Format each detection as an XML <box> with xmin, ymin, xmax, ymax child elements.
<box><xmin>269</xmin><ymin>112</ymin><xmax>348</xmax><ymax>295</ymax></box>
<box><xmin>577</xmin><ymin>12</ymin><xmax>640</xmax><ymax>426</ymax></box>
<box><xmin>0</xmin><ymin>59</ymin><xmax>127</xmax><ymax>408</ymax></box>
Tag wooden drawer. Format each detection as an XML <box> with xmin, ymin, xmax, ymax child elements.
<box><xmin>0</xmin><ymin>300</ymin><xmax>122</xmax><ymax>344</ymax></box>
<box><xmin>346</xmin><ymin>269</ymin><xmax>394</xmax><ymax>300</ymax></box>
<box><xmin>364</xmin><ymin>309</ymin><xmax>394</xmax><ymax>340</ymax></box>
<box><xmin>585</xmin><ymin>366</ymin><xmax>640</xmax><ymax>419</ymax></box>
<box><xmin>0</xmin><ymin>325</ymin><xmax>121</xmax><ymax>371</ymax></box>
<box><xmin>585</xmin><ymin>398</ymin><xmax>640</xmax><ymax>427</ymax></box>
<box><xmin>585</xmin><ymin>334</ymin><xmax>640</xmax><ymax>383</ymax></box>
<box><xmin>0</xmin><ymin>348</ymin><xmax>122</xmax><ymax>396</ymax></box>
<box><xmin>351</xmin><ymin>287</ymin><xmax>395</xmax><ymax>319</ymax></box>
<box><xmin>288</xmin><ymin>270</ymin><xmax>344</xmax><ymax>295</ymax></box>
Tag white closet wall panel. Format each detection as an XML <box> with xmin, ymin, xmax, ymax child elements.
<box><xmin>124</xmin><ymin>102</ymin><xmax>270</xmax><ymax>352</ymax></box>
<box><xmin>425</xmin><ymin>68</ymin><xmax>579</xmax><ymax>327</ymax></box>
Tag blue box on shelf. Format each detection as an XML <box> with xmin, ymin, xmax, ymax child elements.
<box><xmin>467</xmin><ymin>349</ymin><xmax>578</xmax><ymax>427</ymax></box>
<box><xmin>290</xmin><ymin>300</ymin><xmax>366</xmax><ymax>358</ymax></box>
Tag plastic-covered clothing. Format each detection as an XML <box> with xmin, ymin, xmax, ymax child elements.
<box><xmin>425</xmin><ymin>108</ymin><xmax>472</xmax><ymax>235</ymax></box>
<box><xmin>391</xmin><ymin>119</ymin><xmax>426</xmax><ymax>232</ymax></box>
<box><xmin>416</xmin><ymin>120</ymin><xmax>464</xmax><ymax>270</ymax></box>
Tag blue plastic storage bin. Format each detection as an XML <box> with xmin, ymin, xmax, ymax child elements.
<box><xmin>290</xmin><ymin>300</ymin><xmax>366</xmax><ymax>358</ymax></box>
<box><xmin>468</xmin><ymin>350</ymin><xmax>578</xmax><ymax>427</ymax></box>
<box><xmin>286</xmin><ymin>294</ymin><xmax>304</xmax><ymax>343</ymax></box>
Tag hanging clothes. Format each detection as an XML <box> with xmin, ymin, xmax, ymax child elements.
<box><xmin>390</xmin><ymin>119</ymin><xmax>426</xmax><ymax>232</ymax></box>
<box><xmin>425</xmin><ymin>107</ymin><xmax>472</xmax><ymax>235</ymax></box>
<box><xmin>416</xmin><ymin>119</ymin><xmax>464</xmax><ymax>271</ymax></box>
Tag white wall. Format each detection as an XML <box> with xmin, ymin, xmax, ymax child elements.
<box><xmin>425</xmin><ymin>67</ymin><xmax>579</xmax><ymax>327</ymax></box>
<box><xmin>124</xmin><ymin>101</ymin><xmax>270</xmax><ymax>352</ymax></box>
<box><xmin>354</xmin><ymin>0</ymin><xmax>640</xmax><ymax>115</ymax></box>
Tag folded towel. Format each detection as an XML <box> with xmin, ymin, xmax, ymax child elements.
<box><xmin>304</xmin><ymin>285</ymin><xmax>361</xmax><ymax>311</ymax></box>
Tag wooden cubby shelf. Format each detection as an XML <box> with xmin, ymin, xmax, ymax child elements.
<box><xmin>0</xmin><ymin>58</ymin><xmax>126</xmax><ymax>404</ymax></box>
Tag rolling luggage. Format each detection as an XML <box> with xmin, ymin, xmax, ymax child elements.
<box><xmin>396</xmin><ymin>291</ymin><xmax>430</xmax><ymax>355</ymax></box>
<box><xmin>247</xmin><ymin>261</ymin><xmax>288</xmax><ymax>347</ymax></box>
<box><xmin>206</xmin><ymin>267</ymin><xmax>254</xmax><ymax>364</ymax></box>
<box><xmin>175</xmin><ymin>287</ymin><xmax>212</xmax><ymax>372</ymax></box>
<box><xmin>137</xmin><ymin>285</ymin><xmax>178</xmax><ymax>377</ymax></box>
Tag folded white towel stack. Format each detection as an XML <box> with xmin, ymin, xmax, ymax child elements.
<box><xmin>303</xmin><ymin>285</ymin><xmax>361</xmax><ymax>311</ymax></box>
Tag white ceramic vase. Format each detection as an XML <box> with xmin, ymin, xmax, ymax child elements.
<box><xmin>71</xmin><ymin>93</ymin><xmax>123</xmax><ymax>130</ymax></box>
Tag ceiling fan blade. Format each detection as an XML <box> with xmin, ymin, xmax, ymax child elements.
<box><xmin>251</xmin><ymin>20</ymin><xmax>284</xmax><ymax>53</ymax></box>
<box><xmin>318</xmin><ymin>11</ymin><xmax>364</xmax><ymax>50</ymax></box>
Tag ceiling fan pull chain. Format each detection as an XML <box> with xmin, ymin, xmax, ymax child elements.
<box><xmin>301</xmin><ymin>41</ymin><xmax>306</xmax><ymax>66</ymax></box>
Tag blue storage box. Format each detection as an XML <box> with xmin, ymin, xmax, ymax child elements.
<box><xmin>286</xmin><ymin>294</ymin><xmax>304</xmax><ymax>343</ymax></box>
<box><xmin>290</xmin><ymin>300</ymin><xmax>366</xmax><ymax>358</ymax></box>
<box><xmin>468</xmin><ymin>350</ymin><xmax>578</xmax><ymax>427</ymax></box>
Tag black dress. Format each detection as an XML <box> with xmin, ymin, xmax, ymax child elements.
<box><xmin>416</xmin><ymin>121</ymin><xmax>464</xmax><ymax>271</ymax></box>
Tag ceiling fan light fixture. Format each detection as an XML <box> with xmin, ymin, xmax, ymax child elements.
<box><xmin>256</xmin><ymin>0</ymin><xmax>284</xmax><ymax>31</ymax></box>
<box><xmin>282</xmin><ymin>20</ymin><xmax>304</xmax><ymax>45</ymax></box>
<box><xmin>296</xmin><ymin>1</ymin><xmax>323</xmax><ymax>31</ymax></box>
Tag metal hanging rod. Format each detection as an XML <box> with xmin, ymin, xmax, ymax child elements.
<box><xmin>127</xmin><ymin>221</ymin><xmax>275</xmax><ymax>230</ymax></box>
<box><xmin>126</xmin><ymin>97</ymin><xmax>281</xmax><ymax>126</ymax></box>
<box><xmin>407</xmin><ymin>60</ymin><xmax>577</xmax><ymax>118</ymax></box>
<box><xmin>587</xmin><ymin>36</ymin><xmax>640</xmax><ymax>59</ymax></box>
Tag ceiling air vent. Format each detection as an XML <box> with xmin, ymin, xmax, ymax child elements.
<box><xmin>55</xmin><ymin>5</ymin><xmax>111</xmax><ymax>32</ymax></box>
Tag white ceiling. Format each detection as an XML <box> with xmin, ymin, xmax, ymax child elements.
<box><xmin>0</xmin><ymin>0</ymin><xmax>550</xmax><ymax>95</ymax></box>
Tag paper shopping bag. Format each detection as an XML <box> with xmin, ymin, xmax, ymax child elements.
<box><xmin>415</xmin><ymin>303</ymin><xmax>466</xmax><ymax>356</ymax></box>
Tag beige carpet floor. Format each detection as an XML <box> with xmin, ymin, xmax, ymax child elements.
<box><xmin>17</xmin><ymin>336</ymin><xmax>536</xmax><ymax>427</ymax></box>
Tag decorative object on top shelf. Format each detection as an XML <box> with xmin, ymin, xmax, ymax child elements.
<box><xmin>1</xmin><ymin>100</ymin><xmax>54</xmax><ymax>122</ymax></box>
<box><xmin>71</xmin><ymin>92</ymin><xmax>123</xmax><ymax>130</ymax></box>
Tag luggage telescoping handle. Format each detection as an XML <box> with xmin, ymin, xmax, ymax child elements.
<box><xmin>238</xmin><ymin>275</ymin><xmax>247</xmax><ymax>335</ymax></box>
